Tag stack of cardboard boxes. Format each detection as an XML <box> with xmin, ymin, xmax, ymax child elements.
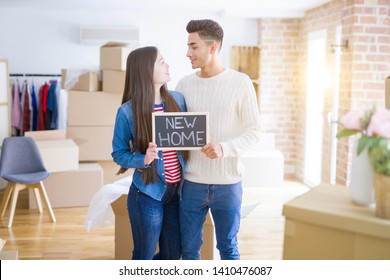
<box><xmin>27</xmin><ymin>42</ymin><xmax>133</xmax><ymax>209</ymax></box>
<box><xmin>65</xmin><ymin>42</ymin><xmax>132</xmax><ymax>185</ymax></box>
<box><xmin>25</xmin><ymin>129</ymin><xmax>103</xmax><ymax>209</ymax></box>
<box><xmin>101</xmin><ymin>42</ymin><xmax>130</xmax><ymax>94</ymax></box>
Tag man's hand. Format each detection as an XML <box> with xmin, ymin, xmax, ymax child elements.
<box><xmin>201</xmin><ymin>143</ymin><xmax>223</xmax><ymax>159</ymax></box>
<box><xmin>144</xmin><ymin>142</ymin><xmax>159</xmax><ymax>165</ymax></box>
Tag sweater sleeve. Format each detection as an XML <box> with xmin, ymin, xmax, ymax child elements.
<box><xmin>219</xmin><ymin>76</ymin><xmax>261</xmax><ymax>157</ymax></box>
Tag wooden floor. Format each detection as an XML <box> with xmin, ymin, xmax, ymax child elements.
<box><xmin>0</xmin><ymin>180</ymin><xmax>309</xmax><ymax>260</ymax></box>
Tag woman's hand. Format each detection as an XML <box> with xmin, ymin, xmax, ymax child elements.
<box><xmin>144</xmin><ymin>142</ymin><xmax>159</xmax><ymax>165</ymax></box>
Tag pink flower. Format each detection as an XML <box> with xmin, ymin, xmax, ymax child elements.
<box><xmin>367</xmin><ymin>108</ymin><xmax>390</xmax><ymax>138</ymax></box>
<box><xmin>340</xmin><ymin>110</ymin><xmax>365</xmax><ymax>130</ymax></box>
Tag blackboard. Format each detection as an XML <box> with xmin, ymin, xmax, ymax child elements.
<box><xmin>152</xmin><ymin>112</ymin><xmax>209</xmax><ymax>150</ymax></box>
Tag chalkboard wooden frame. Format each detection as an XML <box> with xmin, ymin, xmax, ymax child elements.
<box><xmin>152</xmin><ymin>112</ymin><xmax>209</xmax><ymax>150</ymax></box>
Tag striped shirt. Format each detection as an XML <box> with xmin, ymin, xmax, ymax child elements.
<box><xmin>154</xmin><ymin>104</ymin><xmax>182</xmax><ymax>184</ymax></box>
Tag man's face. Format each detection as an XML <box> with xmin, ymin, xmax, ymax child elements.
<box><xmin>186</xmin><ymin>32</ymin><xmax>213</xmax><ymax>69</ymax></box>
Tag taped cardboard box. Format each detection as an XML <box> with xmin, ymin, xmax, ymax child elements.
<box><xmin>0</xmin><ymin>238</ymin><xmax>5</xmax><ymax>251</ymax></box>
<box><xmin>0</xmin><ymin>177</ymin><xmax>7</xmax><ymax>189</ymax></box>
<box><xmin>110</xmin><ymin>194</ymin><xmax>217</xmax><ymax>260</ymax></box>
<box><xmin>67</xmin><ymin>126</ymin><xmax>114</xmax><ymax>161</ymax></box>
<box><xmin>25</xmin><ymin>130</ymin><xmax>79</xmax><ymax>173</ymax></box>
<box><xmin>35</xmin><ymin>139</ymin><xmax>79</xmax><ymax>173</ymax></box>
<box><xmin>97</xmin><ymin>160</ymin><xmax>133</xmax><ymax>185</ymax></box>
<box><xmin>28</xmin><ymin>163</ymin><xmax>103</xmax><ymax>209</ymax></box>
<box><xmin>100</xmin><ymin>42</ymin><xmax>132</xmax><ymax>71</ymax></box>
<box><xmin>62</xmin><ymin>69</ymin><xmax>101</xmax><ymax>92</ymax></box>
<box><xmin>25</xmin><ymin>129</ymin><xmax>66</xmax><ymax>141</ymax></box>
<box><xmin>68</xmin><ymin>91</ymin><xmax>121</xmax><ymax>126</ymax></box>
<box><xmin>102</xmin><ymin>70</ymin><xmax>126</xmax><ymax>94</ymax></box>
<box><xmin>241</xmin><ymin>134</ymin><xmax>284</xmax><ymax>187</ymax></box>
<box><xmin>241</xmin><ymin>150</ymin><xmax>284</xmax><ymax>187</ymax></box>
<box><xmin>0</xmin><ymin>250</ymin><xmax>18</xmax><ymax>260</ymax></box>
<box><xmin>110</xmin><ymin>195</ymin><xmax>132</xmax><ymax>260</ymax></box>
<box><xmin>282</xmin><ymin>184</ymin><xmax>390</xmax><ymax>259</ymax></box>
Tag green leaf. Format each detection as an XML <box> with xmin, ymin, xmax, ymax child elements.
<box><xmin>357</xmin><ymin>135</ymin><xmax>370</xmax><ymax>155</ymax></box>
<box><xmin>336</xmin><ymin>129</ymin><xmax>359</xmax><ymax>139</ymax></box>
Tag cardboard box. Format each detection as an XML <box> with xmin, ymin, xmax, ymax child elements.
<box><xmin>386</xmin><ymin>76</ymin><xmax>390</xmax><ymax>109</ymax></box>
<box><xmin>241</xmin><ymin>150</ymin><xmax>284</xmax><ymax>187</ymax></box>
<box><xmin>100</xmin><ymin>42</ymin><xmax>132</xmax><ymax>71</ymax></box>
<box><xmin>25</xmin><ymin>130</ymin><xmax>79</xmax><ymax>173</ymax></box>
<box><xmin>241</xmin><ymin>133</ymin><xmax>284</xmax><ymax>187</ymax></box>
<box><xmin>0</xmin><ymin>250</ymin><xmax>18</xmax><ymax>260</ymax></box>
<box><xmin>110</xmin><ymin>194</ymin><xmax>217</xmax><ymax>260</ymax></box>
<box><xmin>202</xmin><ymin>212</ymin><xmax>219</xmax><ymax>260</ymax></box>
<box><xmin>0</xmin><ymin>238</ymin><xmax>5</xmax><ymax>251</ymax></box>
<box><xmin>68</xmin><ymin>91</ymin><xmax>121</xmax><ymax>126</ymax></box>
<box><xmin>25</xmin><ymin>129</ymin><xmax>66</xmax><ymax>141</ymax></box>
<box><xmin>97</xmin><ymin>160</ymin><xmax>133</xmax><ymax>185</ymax></box>
<box><xmin>102</xmin><ymin>70</ymin><xmax>126</xmax><ymax>93</ymax></box>
<box><xmin>66</xmin><ymin>126</ymin><xmax>114</xmax><ymax>161</ymax></box>
<box><xmin>62</xmin><ymin>69</ymin><xmax>101</xmax><ymax>92</ymax></box>
<box><xmin>110</xmin><ymin>195</ymin><xmax>133</xmax><ymax>260</ymax></box>
<box><xmin>35</xmin><ymin>139</ymin><xmax>79</xmax><ymax>173</ymax></box>
<box><xmin>282</xmin><ymin>184</ymin><xmax>390</xmax><ymax>259</ymax></box>
<box><xmin>0</xmin><ymin>177</ymin><xmax>7</xmax><ymax>189</ymax></box>
<box><xmin>28</xmin><ymin>163</ymin><xmax>103</xmax><ymax>209</ymax></box>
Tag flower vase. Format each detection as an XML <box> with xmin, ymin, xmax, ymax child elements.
<box><xmin>373</xmin><ymin>173</ymin><xmax>390</xmax><ymax>219</ymax></box>
<box><xmin>349</xmin><ymin>140</ymin><xmax>375</xmax><ymax>207</ymax></box>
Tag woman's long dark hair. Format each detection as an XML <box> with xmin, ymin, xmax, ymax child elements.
<box><xmin>117</xmin><ymin>46</ymin><xmax>187</xmax><ymax>184</ymax></box>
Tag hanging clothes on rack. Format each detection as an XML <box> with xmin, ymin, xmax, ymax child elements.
<box><xmin>38</xmin><ymin>82</ymin><xmax>49</xmax><ymax>131</ymax></box>
<box><xmin>31</xmin><ymin>83</ymin><xmax>38</xmax><ymax>131</ymax></box>
<box><xmin>9</xmin><ymin>73</ymin><xmax>62</xmax><ymax>134</ymax></box>
<box><xmin>21</xmin><ymin>81</ymin><xmax>31</xmax><ymax>133</ymax></box>
<box><xmin>46</xmin><ymin>80</ymin><xmax>58</xmax><ymax>130</ymax></box>
<box><xmin>11</xmin><ymin>79</ymin><xmax>22</xmax><ymax>131</ymax></box>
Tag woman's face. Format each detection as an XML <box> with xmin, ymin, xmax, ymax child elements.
<box><xmin>153</xmin><ymin>51</ymin><xmax>170</xmax><ymax>85</ymax></box>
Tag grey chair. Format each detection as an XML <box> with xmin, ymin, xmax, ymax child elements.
<box><xmin>0</xmin><ymin>136</ymin><xmax>56</xmax><ymax>228</ymax></box>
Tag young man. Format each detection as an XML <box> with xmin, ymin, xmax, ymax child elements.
<box><xmin>176</xmin><ymin>19</ymin><xmax>261</xmax><ymax>260</ymax></box>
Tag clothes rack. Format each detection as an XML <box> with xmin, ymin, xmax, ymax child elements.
<box><xmin>9</xmin><ymin>73</ymin><xmax>61</xmax><ymax>77</ymax></box>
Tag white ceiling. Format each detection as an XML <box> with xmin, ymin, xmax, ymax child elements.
<box><xmin>0</xmin><ymin>0</ymin><xmax>332</xmax><ymax>18</ymax></box>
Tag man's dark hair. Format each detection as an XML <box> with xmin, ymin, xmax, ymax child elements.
<box><xmin>186</xmin><ymin>19</ymin><xmax>224</xmax><ymax>49</ymax></box>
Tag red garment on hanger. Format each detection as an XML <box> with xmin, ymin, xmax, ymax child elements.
<box><xmin>38</xmin><ymin>83</ymin><xmax>49</xmax><ymax>130</ymax></box>
<box><xmin>22</xmin><ymin>85</ymin><xmax>31</xmax><ymax>133</ymax></box>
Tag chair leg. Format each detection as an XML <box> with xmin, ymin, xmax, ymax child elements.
<box><xmin>0</xmin><ymin>183</ymin><xmax>15</xmax><ymax>218</ymax></box>
<box><xmin>7</xmin><ymin>184</ymin><xmax>26</xmax><ymax>228</ymax></box>
<box><xmin>33</xmin><ymin>187</ymin><xmax>43</xmax><ymax>213</ymax></box>
<box><xmin>37</xmin><ymin>181</ymin><xmax>56</xmax><ymax>223</ymax></box>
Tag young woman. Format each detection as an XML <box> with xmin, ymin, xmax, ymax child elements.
<box><xmin>112</xmin><ymin>46</ymin><xmax>187</xmax><ymax>260</ymax></box>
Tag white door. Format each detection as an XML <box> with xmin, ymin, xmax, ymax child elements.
<box><xmin>304</xmin><ymin>30</ymin><xmax>327</xmax><ymax>187</ymax></box>
<box><xmin>329</xmin><ymin>25</ymin><xmax>342</xmax><ymax>184</ymax></box>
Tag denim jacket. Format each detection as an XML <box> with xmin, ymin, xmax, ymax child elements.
<box><xmin>112</xmin><ymin>91</ymin><xmax>187</xmax><ymax>201</ymax></box>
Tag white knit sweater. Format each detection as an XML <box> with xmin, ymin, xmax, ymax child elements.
<box><xmin>176</xmin><ymin>68</ymin><xmax>261</xmax><ymax>184</ymax></box>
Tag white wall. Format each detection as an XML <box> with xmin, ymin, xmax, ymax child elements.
<box><xmin>0</xmin><ymin>6</ymin><xmax>257</xmax><ymax>88</ymax></box>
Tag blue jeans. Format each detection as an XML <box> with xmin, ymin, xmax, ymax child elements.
<box><xmin>179</xmin><ymin>180</ymin><xmax>243</xmax><ymax>260</ymax></box>
<box><xmin>127</xmin><ymin>182</ymin><xmax>181</xmax><ymax>260</ymax></box>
